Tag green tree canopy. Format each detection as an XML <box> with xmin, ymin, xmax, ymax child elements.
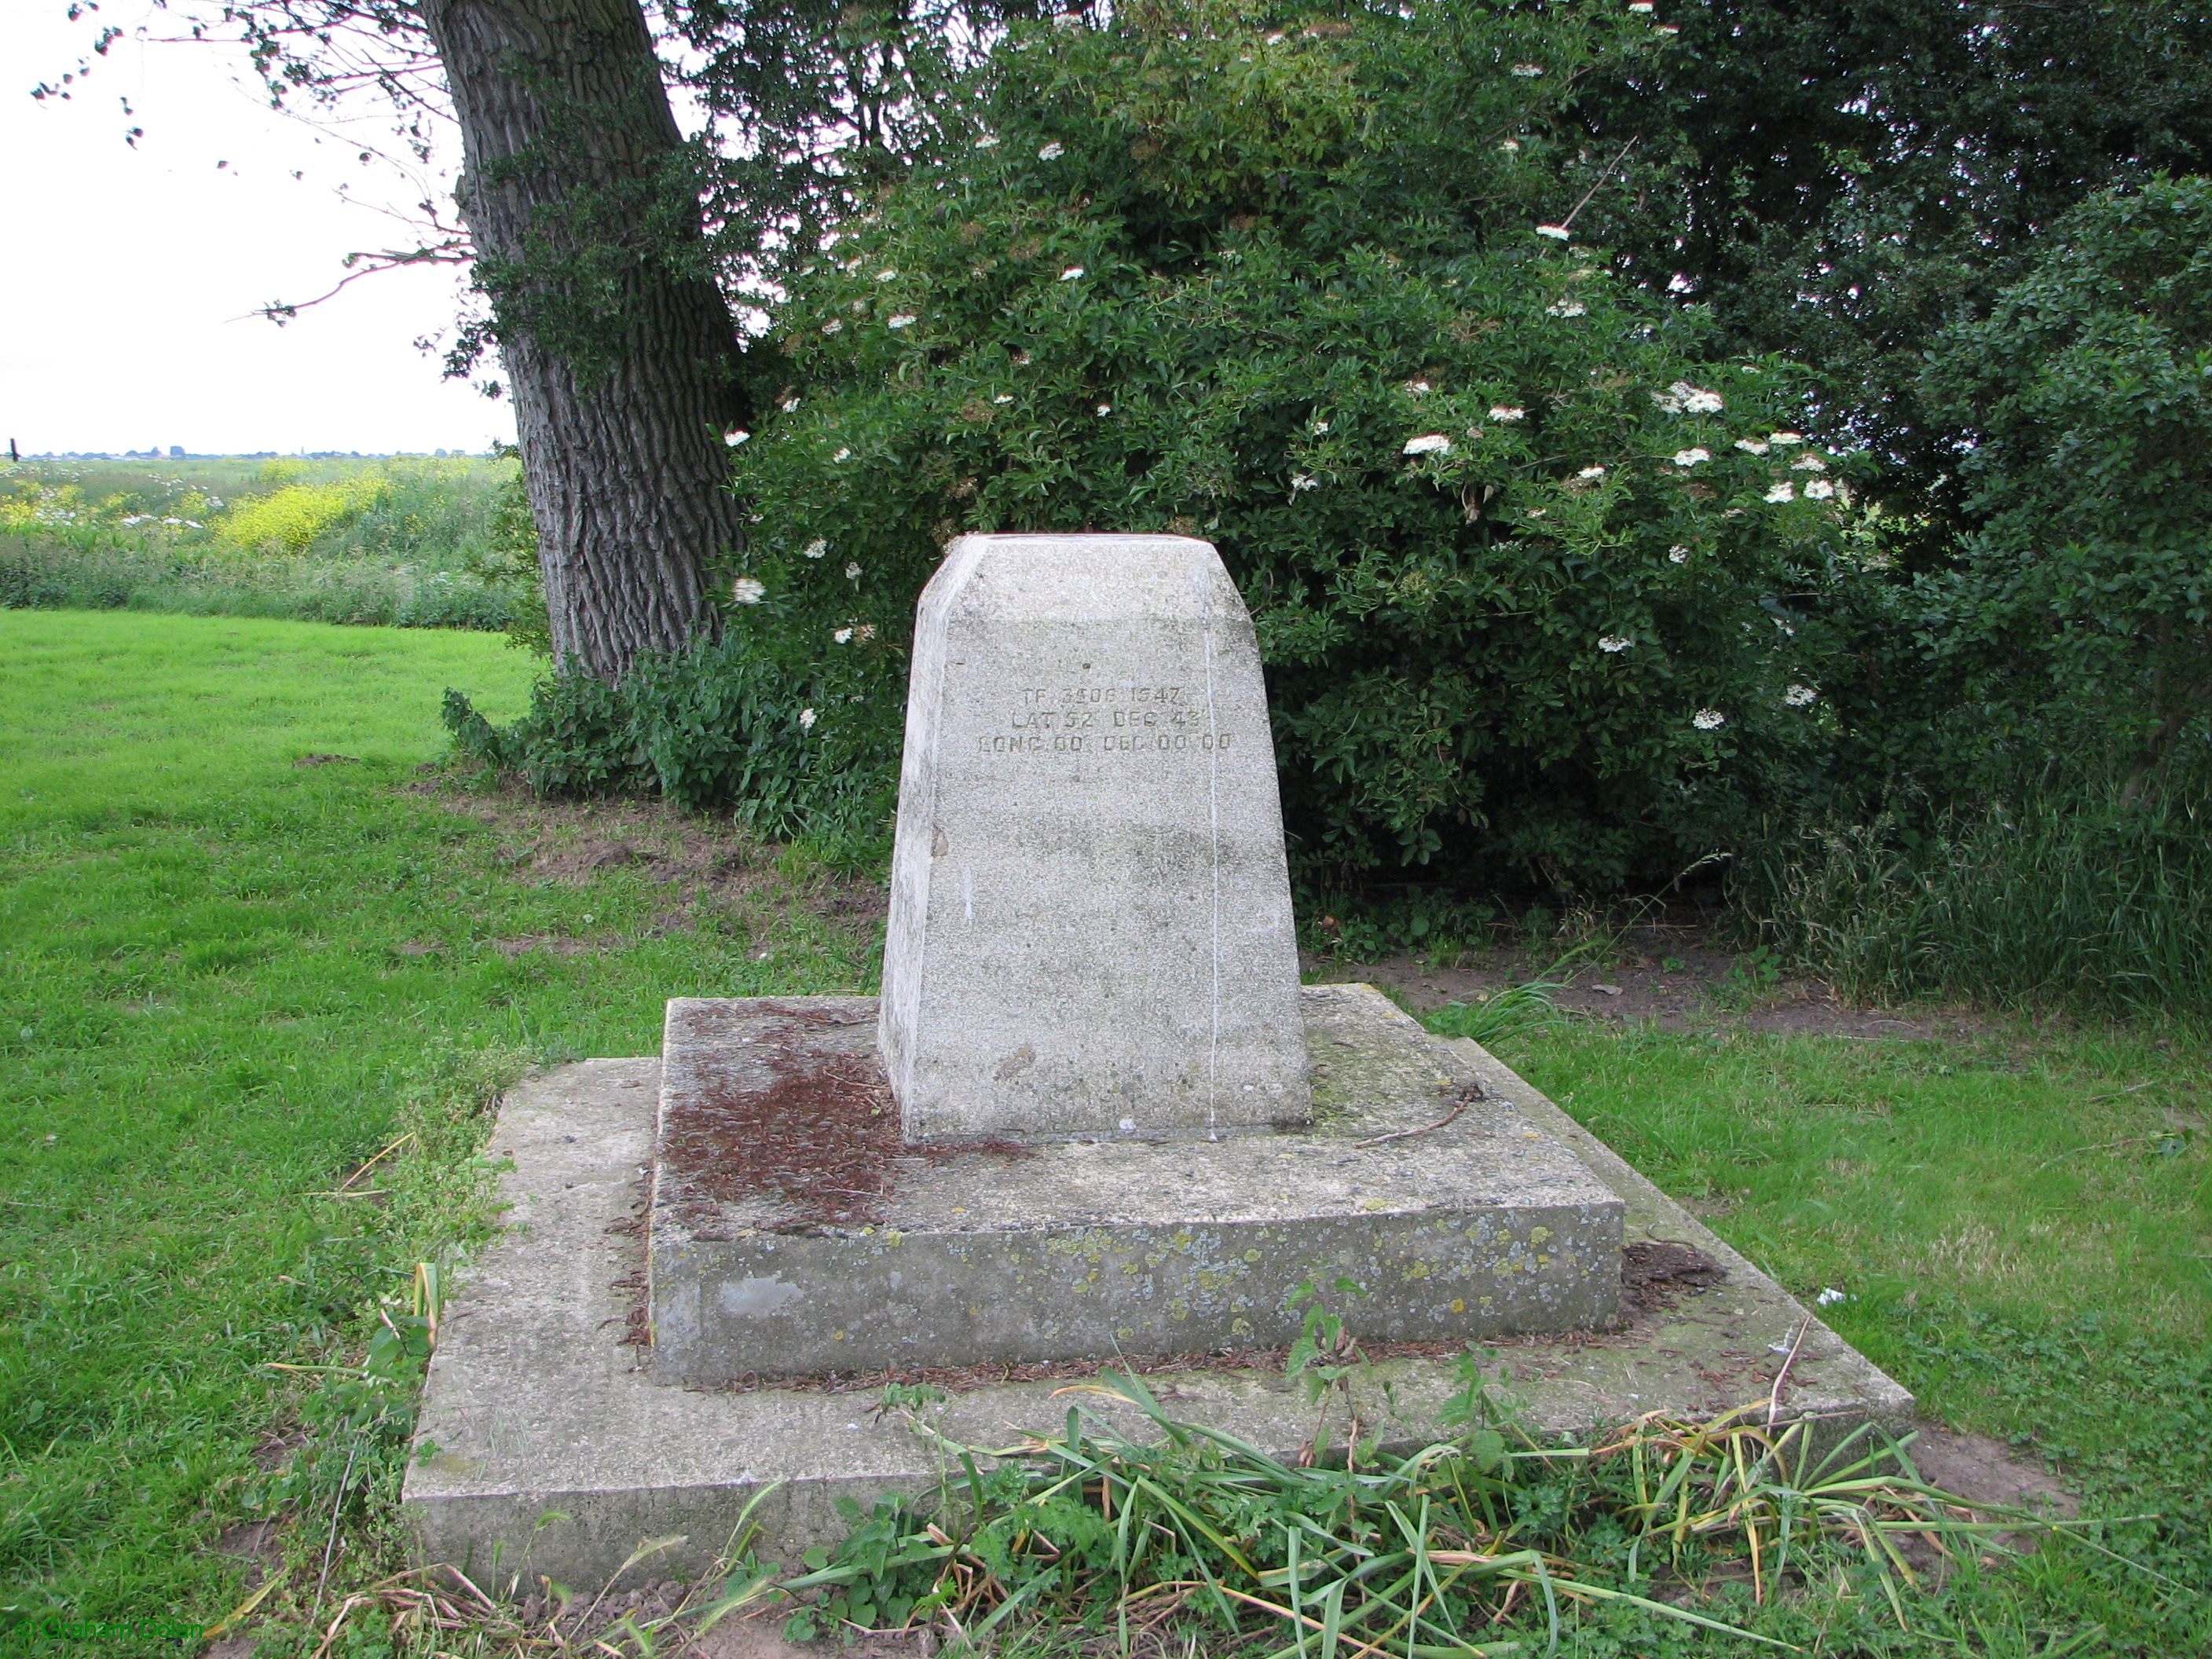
<box><xmin>1917</xmin><ymin>176</ymin><xmax>2212</xmax><ymax>799</ymax></box>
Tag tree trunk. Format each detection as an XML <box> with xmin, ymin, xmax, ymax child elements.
<box><xmin>422</xmin><ymin>0</ymin><xmax>748</xmax><ymax>679</ymax></box>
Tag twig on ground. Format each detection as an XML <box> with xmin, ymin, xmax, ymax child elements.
<box><xmin>1354</xmin><ymin>1082</ymin><xmax>1486</xmax><ymax>1148</ymax></box>
<box><xmin>314</xmin><ymin>1440</ymin><xmax>361</xmax><ymax>1621</ymax></box>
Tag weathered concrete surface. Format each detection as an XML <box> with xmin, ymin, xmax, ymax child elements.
<box><xmin>650</xmin><ymin>987</ymin><xmax>1622</xmax><ymax>1381</ymax></box>
<box><xmin>879</xmin><ymin>534</ymin><xmax>1308</xmax><ymax>1142</ymax></box>
<box><xmin>405</xmin><ymin>1023</ymin><xmax>1914</xmax><ymax>1593</ymax></box>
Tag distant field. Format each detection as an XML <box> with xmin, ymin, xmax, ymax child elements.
<box><xmin>0</xmin><ymin>455</ymin><xmax>533</xmax><ymax>632</ymax></box>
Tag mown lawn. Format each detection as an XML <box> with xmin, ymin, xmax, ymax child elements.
<box><xmin>0</xmin><ymin>612</ymin><xmax>875</xmax><ymax>1627</ymax></box>
<box><xmin>1</xmin><ymin>610</ymin><xmax>2206</xmax><ymax>1654</ymax></box>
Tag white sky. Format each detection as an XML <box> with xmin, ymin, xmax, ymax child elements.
<box><xmin>2</xmin><ymin>2</ymin><xmax>517</xmax><ymax>456</ymax></box>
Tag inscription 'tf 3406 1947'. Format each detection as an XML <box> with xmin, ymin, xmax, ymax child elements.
<box><xmin>879</xmin><ymin>534</ymin><xmax>1311</xmax><ymax>1143</ymax></box>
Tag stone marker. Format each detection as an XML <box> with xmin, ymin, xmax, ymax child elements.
<box><xmin>879</xmin><ymin>533</ymin><xmax>1309</xmax><ymax>1142</ymax></box>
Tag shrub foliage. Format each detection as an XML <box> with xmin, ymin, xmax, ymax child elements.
<box><xmin>712</xmin><ymin>0</ymin><xmax>1855</xmax><ymax>888</ymax></box>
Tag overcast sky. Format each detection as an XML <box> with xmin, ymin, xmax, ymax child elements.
<box><xmin>3</xmin><ymin>3</ymin><xmax>518</xmax><ymax>456</ymax></box>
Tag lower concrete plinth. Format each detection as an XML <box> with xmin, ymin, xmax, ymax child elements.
<box><xmin>649</xmin><ymin>987</ymin><xmax>1621</xmax><ymax>1381</ymax></box>
<box><xmin>403</xmin><ymin>1022</ymin><xmax>1914</xmax><ymax>1594</ymax></box>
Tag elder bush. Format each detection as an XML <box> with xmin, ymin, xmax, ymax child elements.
<box><xmin>711</xmin><ymin>0</ymin><xmax>1855</xmax><ymax>888</ymax></box>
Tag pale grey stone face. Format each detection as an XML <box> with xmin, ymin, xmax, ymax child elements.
<box><xmin>879</xmin><ymin>533</ymin><xmax>1310</xmax><ymax>1141</ymax></box>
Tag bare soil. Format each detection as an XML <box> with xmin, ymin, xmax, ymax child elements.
<box><xmin>412</xmin><ymin>778</ymin><xmax>1983</xmax><ymax>1046</ymax></box>
<box><xmin>1907</xmin><ymin>1423</ymin><xmax>2078</xmax><ymax>1522</ymax></box>
<box><xmin>406</xmin><ymin>772</ymin><xmax>883</xmax><ymax>957</ymax></box>
<box><xmin>1314</xmin><ymin>925</ymin><xmax>1990</xmax><ymax>1040</ymax></box>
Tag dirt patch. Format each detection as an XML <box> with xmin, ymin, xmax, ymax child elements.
<box><xmin>294</xmin><ymin>753</ymin><xmax>361</xmax><ymax>767</ymax></box>
<box><xmin>1313</xmin><ymin>925</ymin><xmax>1988</xmax><ymax>1041</ymax></box>
<box><xmin>405</xmin><ymin>774</ymin><xmax>885</xmax><ymax>958</ymax></box>
<box><xmin>1906</xmin><ymin>1423</ymin><xmax>2077</xmax><ymax>1522</ymax></box>
<box><xmin>251</xmin><ymin>1424</ymin><xmax>308</xmax><ymax>1472</ymax></box>
<box><xmin>489</xmin><ymin>932</ymin><xmax>602</xmax><ymax>959</ymax></box>
<box><xmin>1621</xmin><ymin>1241</ymin><xmax>1725</xmax><ymax>1312</ymax></box>
<box><xmin>659</xmin><ymin>1005</ymin><xmax>1031</xmax><ymax>1231</ymax></box>
<box><xmin>531</xmin><ymin>837</ymin><xmax>646</xmax><ymax>882</ymax></box>
<box><xmin>212</xmin><ymin>1518</ymin><xmax>285</xmax><ymax>1593</ymax></box>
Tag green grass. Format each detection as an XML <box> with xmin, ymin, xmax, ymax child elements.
<box><xmin>3</xmin><ymin>610</ymin><xmax>2208</xmax><ymax>1653</ymax></box>
<box><xmin>0</xmin><ymin>612</ymin><xmax>874</xmax><ymax>1625</ymax></box>
<box><xmin>1468</xmin><ymin>1018</ymin><xmax>2212</xmax><ymax>1653</ymax></box>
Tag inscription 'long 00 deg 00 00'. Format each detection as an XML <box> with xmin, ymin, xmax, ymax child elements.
<box><xmin>978</xmin><ymin>683</ymin><xmax>1238</xmax><ymax>757</ymax></box>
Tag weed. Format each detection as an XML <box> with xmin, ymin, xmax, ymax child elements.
<box><xmin>770</xmin><ymin>1357</ymin><xmax>2102</xmax><ymax>1657</ymax></box>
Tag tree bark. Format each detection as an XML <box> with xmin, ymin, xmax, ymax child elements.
<box><xmin>422</xmin><ymin>0</ymin><xmax>748</xmax><ymax>678</ymax></box>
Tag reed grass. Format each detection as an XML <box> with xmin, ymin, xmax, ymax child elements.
<box><xmin>1738</xmin><ymin>774</ymin><xmax>2212</xmax><ymax>1018</ymax></box>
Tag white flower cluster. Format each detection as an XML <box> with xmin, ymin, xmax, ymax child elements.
<box><xmin>888</xmin><ymin>314</ymin><xmax>917</xmax><ymax>330</ymax></box>
<box><xmin>1488</xmin><ymin>405</ymin><xmax>1525</xmax><ymax>423</ymax></box>
<box><xmin>1511</xmin><ymin>62</ymin><xmax>1544</xmax><ymax>76</ymax></box>
<box><xmin>1059</xmin><ymin>265</ymin><xmax>1086</xmax><ymax>281</ymax></box>
<box><xmin>1672</xmin><ymin>446</ymin><xmax>1711</xmax><ymax>466</ymax></box>
<box><xmin>1599</xmin><ymin>635</ymin><xmax>1632</xmax><ymax>653</ymax></box>
<box><xmin>1546</xmin><ymin>298</ymin><xmax>1588</xmax><ymax>317</ymax></box>
<box><xmin>799</xmin><ymin>707</ymin><xmax>818</xmax><ymax>730</ymax></box>
<box><xmin>1785</xmin><ymin>684</ymin><xmax>1818</xmax><ymax>706</ymax></box>
<box><xmin>1734</xmin><ymin>438</ymin><xmax>1770</xmax><ymax>455</ymax></box>
<box><xmin>1535</xmin><ymin>223</ymin><xmax>1571</xmax><ymax>241</ymax></box>
<box><xmin>732</xmin><ymin>577</ymin><xmax>767</xmax><ymax>604</ymax></box>
<box><xmin>1575</xmin><ymin>464</ymin><xmax>1606</xmax><ymax>480</ymax></box>
<box><xmin>1402</xmin><ymin>434</ymin><xmax>1452</xmax><ymax>456</ymax></box>
<box><xmin>803</xmin><ymin>539</ymin><xmax>829</xmax><ymax>558</ymax></box>
<box><xmin>1652</xmin><ymin>380</ymin><xmax>1724</xmax><ymax>414</ymax></box>
<box><xmin>832</xmin><ymin>623</ymin><xmax>877</xmax><ymax>645</ymax></box>
<box><xmin>1764</xmin><ymin>482</ymin><xmax>1794</xmax><ymax>503</ymax></box>
<box><xmin>723</xmin><ymin>428</ymin><xmax>750</xmax><ymax>446</ymax></box>
<box><xmin>1291</xmin><ymin>474</ymin><xmax>1318</xmax><ymax>493</ymax></box>
<box><xmin>1692</xmin><ymin>709</ymin><xmax>1726</xmax><ymax>731</ymax></box>
<box><xmin>1037</xmin><ymin>141</ymin><xmax>1064</xmax><ymax>160</ymax></box>
<box><xmin>1668</xmin><ymin>545</ymin><xmax>1690</xmax><ymax>563</ymax></box>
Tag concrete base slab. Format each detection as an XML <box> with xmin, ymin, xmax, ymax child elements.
<box><xmin>405</xmin><ymin>1014</ymin><xmax>1914</xmax><ymax>1593</ymax></box>
<box><xmin>649</xmin><ymin>987</ymin><xmax>1622</xmax><ymax>1381</ymax></box>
